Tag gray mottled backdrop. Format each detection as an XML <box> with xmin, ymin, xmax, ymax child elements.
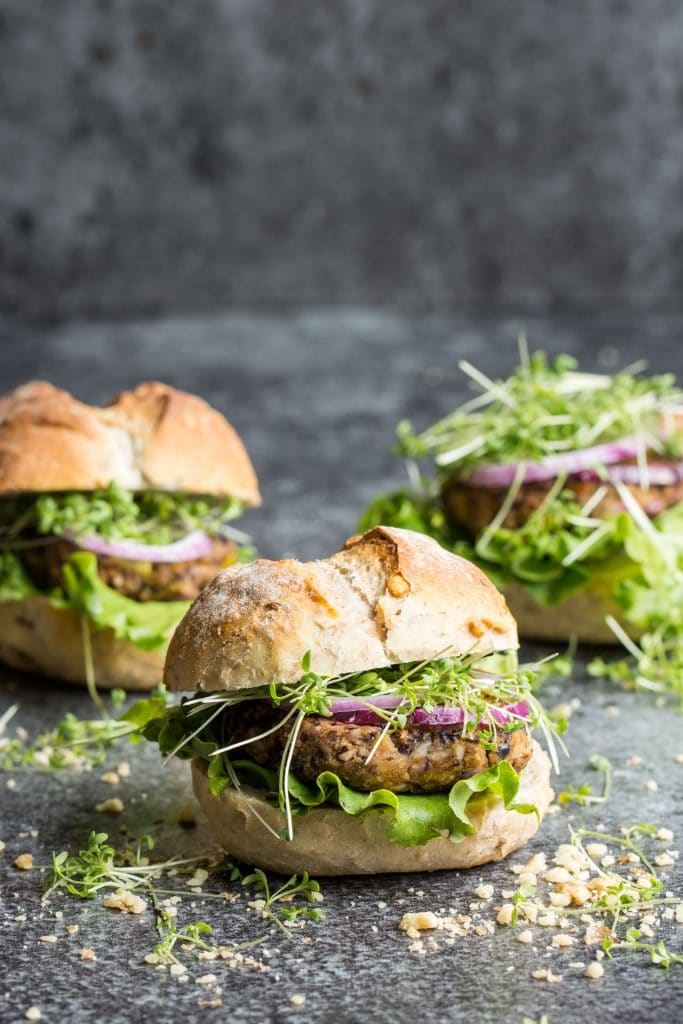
<box><xmin>2</xmin><ymin>0</ymin><xmax>683</xmax><ymax>321</ymax></box>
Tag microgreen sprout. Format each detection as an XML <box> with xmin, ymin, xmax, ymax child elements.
<box><xmin>241</xmin><ymin>869</ymin><xmax>325</xmax><ymax>935</ymax></box>
<box><xmin>0</xmin><ymin>703</ymin><xmax>137</xmax><ymax>773</ymax></box>
<box><xmin>557</xmin><ymin>755</ymin><xmax>613</xmax><ymax>807</ymax></box>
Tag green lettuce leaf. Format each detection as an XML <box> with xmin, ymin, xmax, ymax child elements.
<box><xmin>60</xmin><ymin>552</ymin><xmax>190</xmax><ymax>651</ymax></box>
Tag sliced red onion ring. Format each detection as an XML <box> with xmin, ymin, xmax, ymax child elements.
<box><xmin>328</xmin><ymin>697</ymin><xmax>529</xmax><ymax>728</ymax></box>
<box><xmin>64</xmin><ymin>528</ymin><xmax>214</xmax><ymax>563</ymax></box>
<box><xmin>463</xmin><ymin>437</ymin><xmax>642</xmax><ymax>487</ymax></box>
<box><xmin>573</xmin><ymin>461</ymin><xmax>683</xmax><ymax>487</ymax></box>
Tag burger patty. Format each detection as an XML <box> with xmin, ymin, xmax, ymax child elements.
<box><xmin>442</xmin><ymin>462</ymin><xmax>683</xmax><ymax>536</ymax></box>
<box><xmin>21</xmin><ymin>535</ymin><xmax>238</xmax><ymax>602</ymax></box>
<box><xmin>227</xmin><ymin>701</ymin><xmax>532</xmax><ymax>794</ymax></box>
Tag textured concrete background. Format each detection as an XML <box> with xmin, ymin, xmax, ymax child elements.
<box><xmin>3</xmin><ymin>0</ymin><xmax>683</xmax><ymax>321</ymax></box>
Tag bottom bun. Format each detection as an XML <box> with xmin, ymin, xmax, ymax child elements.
<box><xmin>192</xmin><ymin>740</ymin><xmax>553</xmax><ymax>876</ymax></box>
<box><xmin>0</xmin><ymin>596</ymin><xmax>164</xmax><ymax>691</ymax></box>
<box><xmin>502</xmin><ymin>582</ymin><xmax>641</xmax><ymax>645</ymax></box>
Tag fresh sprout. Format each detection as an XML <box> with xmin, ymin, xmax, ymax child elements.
<box><xmin>557</xmin><ymin>754</ymin><xmax>613</xmax><ymax>807</ymax></box>
<box><xmin>240</xmin><ymin>869</ymin><xmax>325</xmax><ymax>935</ymax></box>
<box><xmin>0</xmin><ymin>704</ymin><xmax>137</xmax><ymax>773</ymax></box>
<box><xmin>397</xmin><ymin>351</ymin><xmax>682</xmax><ymax>474</ymax></box>
<box><xmin>43</xmin><ymin>831</ymin><xmax>324</xmax><ymax>968</ymax></box>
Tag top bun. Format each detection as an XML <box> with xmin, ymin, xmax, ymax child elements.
<box><xmin>0</xmin><ymin>381</ymin><xmax>260</xmax><ymax>504</ymax></box>
<box><xmin>165</xmin><ymin>526</ymin><xmax>518</xmax><ymax>692</ymax></box>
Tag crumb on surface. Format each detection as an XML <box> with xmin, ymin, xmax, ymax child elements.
<box><xmin>95</xmin><ymin>797</ymin><xmax>124</xmax><ymax>814</ymax></box>
<box><xmin>100</xmin><ymin>771</ymin><xmax>120</xmax><ymax>785</ymax></box>
<box><xmin>79</xmin><ymin>948</ymin><xmax>97</xmax><ymax>962</ymax></box>
<box><xmin>585</xmin><ymin>961</ymin><xmax>605</xmax><ymax>979</ymax></box>
<box><xmin>103</xmin><ymin>888</ymin><xmax>146</xmax><ymax>914</ymax></box>
<box><xmin>290</xmin><ymin>994</ymin><xmax>306</xmax><ymax>1007</ymax></box>
<box><xmin>14</xmin><ymin>853</ymin><xmax>33</xmax><ymax>870</ymax></box>
<box><xmin>25</xmin><ymin>1009</ymin><xmax>42</xmax><ymax>1022</ymax></box>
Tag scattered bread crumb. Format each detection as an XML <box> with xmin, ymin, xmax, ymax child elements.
<box><xmin>95</xmin><ymin>797</ymin><xmax>124</xmax><ymax>814</ymax></box>
<box><xmin>399</xmin><ymin>912</ymin><xmax>440</xmax><ymax>934</ymax></box>
<box><xmin>39</xmin><ymin>935</ymin><xmax>57</xmax><ymax>944</ymax></box>
<box><xmin>116</xmin><ymin>761</ymin><xmax>131</xmax><ymax>778</ymax></box>
<box><xmin>100</xmin><ymin>771</ymin><xmax>120</xmax><ymax>785</ymax></box>
<box><xmin>25</xmin><ymin>1009</ymin><xmax>42</xmax><ymax>1022</ymax></box>
<box><xmin>103</xmin><ymin>888</ymin><xmax>146</xmax><ymax>914</ymax></box>
<box><xmin>290</xmin><ymin>995</ymin><xmax>306</xmax><ymax>1007</ymax></box>
<box><xmin>585</xmin><ymin>961</ymin><xmax>604</xmax><ymax>979</ymax></box>
<box><xmin>517</xmin><ymin>929</ymin><xmax>533</xmax><ymax>944</ymax></box>
<box><xmin>79</xmin><ymin>948</ymin><xmax>97</xmax><ymax>962</ymax></box>
<box><xmin>475</xmin><ymin>883</ymin><xmax>494</xmax><ymax>900</ymax></box>
<box><xmin>14</xmin><ymin>853</ymin><xmax>33</xmax><ymax>870</ymax></box>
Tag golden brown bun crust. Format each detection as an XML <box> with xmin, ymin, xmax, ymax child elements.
<box><xmin>192</xmin><ymin>740</ymin><xmax>552</xmax><ymax>875</ymax></box>
<box><xmin>0</xmin><ymin>596</ymin><xmax>164</xmax><ymax>690</ymax></box>
<box><xmin>0</xmin><ymin>380</ymin><xmax>260</xmax><ymax>504</ymax></box>
<box><xmin>165</xmin><ymin>526</ymin><xmax>518</xmax><ymax>692</ymax></box>
<box><xmin>503</xmin><ymin>582</ymin><xmax>643</xmax><ymax>644</ymax></box>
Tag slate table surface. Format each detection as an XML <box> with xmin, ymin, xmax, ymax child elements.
<box><xmin>1</xmin><ymin>311</ymin><xmax>682</xmax><ymax>1024</ymax></box>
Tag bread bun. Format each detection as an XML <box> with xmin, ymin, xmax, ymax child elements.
<box><xmin>502</xmin><ymin>582</ymin><xmax>642</xmax><ymax>644</ymax></box>
<box><xmin>0</xmin><ymin>380</ymin><xmax>260</xmax><ymax>504</ymax></box>
<box><xmin>165</xmin><ymin>526</ymin><xmax>519</xmax><ymax>693</ymax></box>
<box><xmin>0</xmin><ymin>596</ymin><xmax>163</xmax><ymax>690</ymax></box>
<box><xmin>192</xmin><ymin>740</ymin><xmax>552</xmax><ymax>875</ymax></box>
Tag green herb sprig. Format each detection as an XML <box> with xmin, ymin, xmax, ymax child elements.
<box><xmin>557</xmin><ymin>755</ymin><xmax>613</xmax><ymax>807</ymax></box>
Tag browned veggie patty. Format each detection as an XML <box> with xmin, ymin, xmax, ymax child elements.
<box><xmin>442</xmin><ymin>461</ymin><xmax>683</xmax><ymax>536</ymax></box>
<box><xmin>227</xmin><ymin>701</ymin><xmax>532</xmax><ymax>794</ymax></box>
<box><xmin>22</xmin><ymin>535</ymin><xmax>238</xmax><ymax>602</ymax></box>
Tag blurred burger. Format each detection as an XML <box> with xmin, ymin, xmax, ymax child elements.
<box><xmin>0</xmin><ymin>381</ymin><xmax>260</xmax><ymax>689</ymax></box>
<box><xmin>360</xmin><ymin>351</ymin><xmax>683</xmax><ymax>643</ymax></box>
<box><xmin>142</xmin><ymin>527</ymin><xmax>557</xmax><ymax>875</ymax></box>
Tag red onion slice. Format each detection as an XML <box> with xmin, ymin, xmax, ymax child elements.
<box><xmin>64</xmin><ymin>528</ymin><xmax>214</xmax><ymax>563</ymax></box>
<box><xmin>328</xmin><ymin>697</ymin><xmax>529</xmax><ymax>728</ymax></box>
<box><xmin>463</xmin><ymin>438</ymin><xmax>642</xmax><ymax>487</ymax></box>
<box><xmin>574</xmin><ymin>461</ymin><xmax>683</xmax><ymax>487</ymax></box>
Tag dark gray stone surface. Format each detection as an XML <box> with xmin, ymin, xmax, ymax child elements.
<box><xmin>3</xmin><ymin>2</ymin><xmax>683</xmax><ymax>320</ymax></box>
<box><xmin>0</xmin><ymin>313</ymin><xmax>681</xmax><ymax>1023</ymax></box>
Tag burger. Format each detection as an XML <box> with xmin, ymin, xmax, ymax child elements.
<box><xmin>360</xmin><ymin>351</ymin><xmax>683</xmax><ymax>644</ymax></box>
<box><xmin>0</xmin><ymin>380</ymin><xmax>260</xmax><ymax>690</ymax></box>
<box><xmin>141</xmin><ymin>526</ymin><xmax>558</xmax><ymax>875</ymax></box>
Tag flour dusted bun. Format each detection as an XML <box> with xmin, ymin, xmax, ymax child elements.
<box><xmin>192</xmin><ymin>740</ymin><xmax>552</xmax><ymax>876</ymax></box>
<box><xmin>502</xmin><ymin>582</ymin><xmax>642</xmax><ymax>644</ymax></box>
<box><xmin>164</xmin><ymin>526</ymin><xmax>519</xmax><ymax>693</ymax></box>
<box><xmin>0</xmin><ymin>596</ymin><xmax>163</xmax><ymax>690</ymax></box>
<box><xmin>0</xmin><ymin>380</ymin><xmax>260</xmax><ymax>504</ymax></box>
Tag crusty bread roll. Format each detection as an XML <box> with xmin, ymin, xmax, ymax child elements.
<box><xmin>0</xmin><ymin>596</ymin><xmax>163</xmax><ymax>690</ymax></box>
<box><xmin>192</xmin><ymin>741</ymin><xmax>553</xmax><ymax>876</ymax></box>
<box><xmin>502</xmin><ymin>582</ymin><xmax>642</xmax><ymax>644</ymax></box>
<box><xmin>164</xmin><ymin>525</ymin><xmax>519</xmax><ymax>692</ymax></box>
<box><xmin>163</xmin><ymin>528</ymin><xmax>551</xmax><ymax>874</ymax></box>
<box><xmin>0</xmin><ymin>380</ymin><xmax>260</xmax><ymax>504</ymax></box>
